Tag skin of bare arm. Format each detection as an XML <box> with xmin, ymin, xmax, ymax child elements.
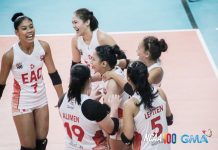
<box><xmin>157</xmin><ymin>88</ymin><xmax>172</xmax><ymax>117</ymax></box>
<box><xmin>40</xmin><ymin>40</ymin><xmax>63</xmax><ymax>98</ymax></box>
<box><xmin>0</xmin><ymin>49</ymin><xmax>13</xmax><ymax>99</ymax></box>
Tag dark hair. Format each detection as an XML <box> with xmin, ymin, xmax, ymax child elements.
<box><xmin>75</xmin><ymin>8</ymin><xmax>98</xmax><ymax>31</ymax></box>
<box><xmin>127</xmin><ymin>61</ymin><xmax>157</xmax><ymax>109</ymax></box>
<box><xmin>11</xmin><ymin>12</ymin><xmax>32</xmax><ymax>30</ymax></box>
<box><xmin>95</xmin><ymin>44</ymin><xmax>126</xmax><ymax>69</ymax></box>
<box><xmin>68</xmin><ymin>64</ymin><xmax>90</xmax><ymax>105</ymax></box>
<box><xmin>143</xmin><ymin>36</ymin><xmax>168</xmax><ymax>61</ymax></box>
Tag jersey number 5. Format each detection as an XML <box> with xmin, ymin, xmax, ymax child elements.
<box><xmin>64</xmin><ymin>122</ymin><xmax>84</xmax><ymax>142</ymax></box>
<box><xmin>151</xmin><ymin>116</ymin><xmax>163</xmax><ymax>137</ymax></box>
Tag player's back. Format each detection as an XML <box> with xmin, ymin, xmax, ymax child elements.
<box><xmin>59</xmin><ymin>93</ymin><xmax>107</xmax><ymax>150</ymax></box>
<box><xmin>132</xmin><ymin>90</ymin><xmax>170</xmax><ymax>150</ymax></box>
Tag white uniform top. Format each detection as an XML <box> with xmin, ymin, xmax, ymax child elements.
<box><xmin>11</xmin><ymin>39</ymin><xmax>47</xmax><ymax>109</ymax></box>
<box><xmin>148</xmin><ymin>61</ymin><xmax>162</xmax><ymax>87</ymax></box>
<box><xmin>101</xmin><ymin>66</ymin><xmax>129</xmax><ymax>117</ymax></box>
<box><xmin>132</xmin><ymin>89</ymin><xmax>170</xmax><ymax>150</ymax></box>
<box><xmin>59</xmin><ymin>94</ymin><xmax>107</xmax><ymax>150</ymax></box>
<box><xmin>77</xmin><ymin>29</ymin><xmax>99</xmax><ymax>74</ymax></box>
<box><xmin>101</xmin><ymin>66</ymin><xmax>129</xmax><ymax>140</ymax></box>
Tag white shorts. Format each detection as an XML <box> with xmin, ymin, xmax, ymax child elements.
<box><xmin>12</xmin><ymin>101</ymin><xmax>48</xmax><ymax>116</ymax></box>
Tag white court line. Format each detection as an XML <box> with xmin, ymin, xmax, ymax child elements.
<box><xmin>1</xmin><ymin>29</ymin><xmax>217</xmax><ymax>79</ymax></box>
<box><xmin>196</xmin><ymin>29</ymin><xmax>218</xmax><ymax>80</ymax></box>
<box><xmin>0</xmin><ymin>29</ymin><xmax>197</xmax><ymax>37</ymax></box>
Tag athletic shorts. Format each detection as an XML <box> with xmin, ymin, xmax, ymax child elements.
<box><xmin>12</xmin><ymin>101</ymin><xmax>48</xmax><ymax>116</ymax></box>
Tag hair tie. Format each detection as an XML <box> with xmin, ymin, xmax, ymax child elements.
<box><xmin>15</xmin><ymin>15</ymin><xmax>25</xmax><ymax>22</ymax></box>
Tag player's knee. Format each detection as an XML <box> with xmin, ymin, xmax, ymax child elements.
<box><xmin>20</xmin><ymin>146</ymin><xmax>36</xmax><ymax>150</ymax></box>
<box><xmin>36</xmin><ymin>138</ymin><xmax>47</xmax><ymax>150</ymax></box>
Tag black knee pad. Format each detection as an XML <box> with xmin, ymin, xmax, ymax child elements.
<box><xmin>20</xmin><ymin>146</ymin><xmax>36</xmax><ymax>150</ymax></box>
<box><xmin>36</xmin><ymin>138</ymin><xmax>47</xmax><ymax>150</ymax></box>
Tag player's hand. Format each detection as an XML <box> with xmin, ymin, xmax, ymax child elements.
<box><xmin>105</xmin><ymin>94</ymin><xmax>121</xmax><ymax>114</ymax></box>
<box><xmin>90</xmin><ymin>85</ymin><xmax>103</xmax><ymax>101</ymax></box>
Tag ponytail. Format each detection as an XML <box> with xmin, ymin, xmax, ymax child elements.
<box><xmin>136</xmin><ymin>76</ymin><xmax>156</xmax><ymax>110</ymax></box>
<box><xmin>113</xmin><ymin>45</ymin><xmax>127</xmax><ymax>59</ymax></box>
<box><xmin>68</xmin><ymin>64</ymin><xmax>90</xmax><ymax>105</ymax></box>
<box><xmin>67</xmin><ymin>77</ymin><xmax>82</xmax><ymax>104</ymax></box>
<box><xmin>143</xmin><ymin>36</ymin><xmax>168</xmax><ymax>61</ymax></box>
<box><xmin>89</xmin><ymin>13</ymin><xmax>98</xmax><ymax>31</ymax></box>
<box><xmin>96</xmin><ymin>45</ymin><xmax>127</xmax><ymax>69</ymax></box>
<box><xmin>159</xmin><ymin>39</ymin><xmax>168</xmax><ymax>52</ymax></box>
<box><xmin>75</xmin><ymin>8</ymin><xmax>99</xmax><ymax>31</ymax></box>
<box><xmin>127</xmin><ymin>61</ymin><xmax>157</xmax><ymax>109</ymax></box>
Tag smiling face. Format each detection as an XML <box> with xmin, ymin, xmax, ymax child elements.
<box><xmin>72</xmin><ymin>14</ymin><xmax>90</xmax><ymax>36</ymax></box>
<box><xmin>91</xmin><ymin>51</ymin><xmax>102</xmax><ymax>73</ymax></box>
<box><xmin>16</xmin><ymin>18</ymin><xmax>35</xmax><ymax>43</ymax></box>
<box><xmin>91</xmin><ymin>51</ymin><xmax>108</xmax><ymax>75</ymax></box>
<box><xmin>136</xmin><ymin>41</ymin><xmax>150</xmax><ymax>62</ymax></box>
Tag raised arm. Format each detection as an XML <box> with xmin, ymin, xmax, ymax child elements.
<box><xmin>40</xmin><ymin>40</ymin><xmax>63</xmax><ymax>98</ymax></box>
<box><xmin>103</xmin><ymin>71</ymin><xmax>134</xmax><ymax>96</ymax></box>
<box><xmin>0</xmin><ymin>49</ymin><xmax>13</xmax><ymax>99</ymax></box>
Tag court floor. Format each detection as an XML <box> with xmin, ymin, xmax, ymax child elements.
<box><xmin>0</xmin><ymin>29</ymin><xmax>218</xmax><ymax>149</ymax></box>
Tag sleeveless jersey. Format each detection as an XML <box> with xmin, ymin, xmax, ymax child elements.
<box><xmin>148</xmin><ymin>61</ymin><xmax>162</xmax><ymax>87</ymax></box>
<box><xmin>59</xmin><ymin>94</ymin><xmax>107</xmax><ymax>150</ymax></box>
<box><xmin>77</xmin><ymin>29</ymin><xmax>99</xmax><ymax>74</ymax></box>
<box><xmin>11</xmin><ymin>39</ymin><xmax>47</xmax><ymax>109</ymax></box>
<box><xmin>100</xmin><ymin>66</ymin><xmax>129</xmax><ymax>140</ymax></box>
<box><xmin>131</xmin><ymin>90</ymin><xmax>170</xmax><ymax>150</ymax></box>
<box><xmin>100</xmin><ymin>66</ymin><xmax>129</xmax><ymax>118</ymax></box>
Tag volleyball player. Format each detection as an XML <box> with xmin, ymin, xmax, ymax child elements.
<box><xmin>91</xmin><ymin>45</ymin><xmax>131</xmax><ymax>150</ymax></box>
<box><xmin>58</xmin><ymin>64</ymin><xmax>120</xmax><ymax>150</ymax></box>
<box><xmin>0</xmin><ymin>12</ymin><xmax>63</xmax><ymax>150</ymax></box>
<box><xmin>71</xmin><ymin>8</ymin><xmax>118</xmax><ymax>82</ymax></box>
<box><xmin>121</xmin><ymin>61</ymin><xmax>173</xmax><ymax>150</ymax></box>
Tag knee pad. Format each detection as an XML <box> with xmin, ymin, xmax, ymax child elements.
<box><xmin>36</xmin><ymin>138</ymin><xmax>47</xmax><ymax>150</ymax></box>
<box><xmin>20</xmin><ymin>146</ymin><xmax>36</xmax><ymax>150</ymax></box>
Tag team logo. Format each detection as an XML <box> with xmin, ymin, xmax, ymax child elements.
<box><xmin>40</xmin><ymin>55</ymin><xmax>45</xmax><ymax>61</ymax></box>
<box><xmin>67</xmin><ymin>100</ymin><xmax>76</xmax><ymax>109</ymax></box>
<box><xmin>16</xmin><ymin>62</ymin><xmax>23</xmax><ymax>69</ymax></box>
<box><xmin>30</xmin><ymin>64</ymin><xmax>35</xmax><ymax>69</ymax></box>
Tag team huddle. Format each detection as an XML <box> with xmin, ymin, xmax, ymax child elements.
<box><xmin>0</xmin><ymin>8</ymin><xmax>173</xmax><ymax>150</ymax></box>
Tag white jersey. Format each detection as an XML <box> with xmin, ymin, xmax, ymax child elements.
<box><xmin>11</xmin><ymin>39</ymin><xmax>47</xmax><ymax>109</ymax></box>
<box><xmin>132</xmin><ymin>90</ymin><xmax>170</xmax><ymax>150</ymax></box>
<box><xmin>77</xmin><ymin>29</ymin><xmax>99</xmax><ymax>74</ymax></box>
<box><xmin>101</xmin><ymin>66</ymin><xmax>129</xmax><ymax>140</ymax></box>
<box><xmin>148</xmin><ymin>61</ymin><xmax>162</xmax><ymax>87</ymax></box>
<box><xmin>101</xmin><ymin>66</ymin><xmax>129</xmax><ymax>118</ymax></box>
<box><xmin>59</xmin><ymin>94</ymin><xmax>107</xmax><ymax>150</ymax></box>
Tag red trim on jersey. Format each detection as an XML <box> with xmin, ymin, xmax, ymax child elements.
<box><xmin>118</xmin><ymin>108</ymin><xmax>123</xmax><ymax>118</ymax></box>
<box><xmin>133</xmin><ymin>132</ymin><xmax>142</xmax><ymax>150</ymax></box>
<box><xmin>12</xmin><ymin>79</ymin><xmax>21</xmax><ymax>109</ymax></box>
<box><xmin>92</xmin><ymin>130</ymin><xmax>106</xmax><ymax>147</ymax></box>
